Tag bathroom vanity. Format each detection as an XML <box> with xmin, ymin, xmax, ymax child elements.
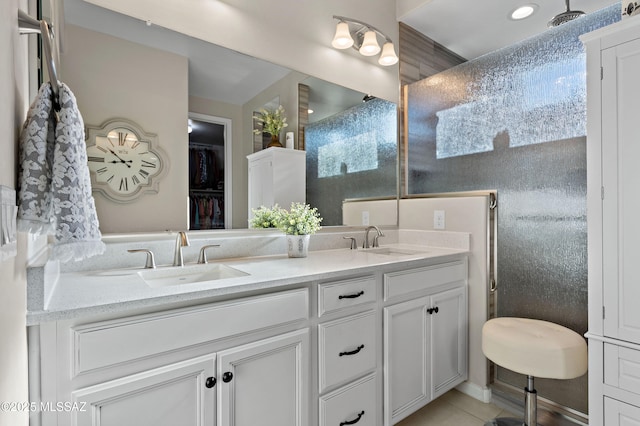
<box><xmin>27</xmin><ymin>241</ymin><xmax>468</xmax><ymax>426</ymax></box>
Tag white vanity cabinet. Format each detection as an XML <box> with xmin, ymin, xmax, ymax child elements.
<box><xmin>247</xmin><ymin>147</ymin><xmax>306</xmax><ymax>216</ymax></box>
<box><xmin>383</xmin><ymin>261</ymin><xmax>468</xmax><ymax>426</ymax></box>
<box><xmin>583</xmin><ymin>17</ymin><xmax>640</xmax><ymax>426</ymax></box>
<box><xmin>30</xmin><ymin>254</ymin><xmax>469</xmax><ymax>426</ymax></box>
<box><xmin>35</xmin><ymin>289</ymin><xmax>310</xmax><ymax>426</ymax></box>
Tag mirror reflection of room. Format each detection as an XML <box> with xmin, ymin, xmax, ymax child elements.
<box><xmin>59</xmin><ymin>0</ymin><xmax>400</xmax><ymax>233</ymax></box>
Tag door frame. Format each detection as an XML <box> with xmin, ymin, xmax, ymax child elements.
<box><xmin>188</xmin><ymin>112</ymin><xmax>232</xmax><ymax>229</ymax></box>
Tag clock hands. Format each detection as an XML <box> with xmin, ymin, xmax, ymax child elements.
<box><xmin>108</xmin><ymin>149</ymin><xmax>132</xmax><ymax>168</ymax></box>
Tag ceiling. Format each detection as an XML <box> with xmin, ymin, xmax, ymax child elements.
<box><xmin>399</xmin><ymin>0</ymin><xmax>620</xmax><ymax>60</ymax></box>
<box><xmin>66</xmin><ymin>0</ymin><xmax>622</xmax><ymax>109</ymax></box>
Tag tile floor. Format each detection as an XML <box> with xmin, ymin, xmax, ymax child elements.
<box><xmin>396</xmin><ymin>389</ymin><xmax>516</xmax><ymax>426</ymax></box>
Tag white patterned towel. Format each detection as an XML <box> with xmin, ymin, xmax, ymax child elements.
<box><xmin>18</xmin><ymin>82</ymin><xmax>105</xmax><ymax>262</ymax></box>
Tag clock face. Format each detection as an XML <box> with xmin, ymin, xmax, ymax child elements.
<box><xmin>86</xmin><ymin>125</ymin><xmax>163</xmax><ymax>202</ymax></box>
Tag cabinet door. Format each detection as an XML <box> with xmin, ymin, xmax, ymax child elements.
<box><xmin>217</xmin><ymin>329</ymin><xmax>309</xmax><ymax>426</ymax></box>
<box><xmin>248</xmin><ymin>157</ymin><xmax>274</xmax><ymax>213</ymax></box>
<box><xmin>383</xmin><ymin>296</ymin><xmax>430</xmax><ymax>426</ymax></box>
<box><xmin>72</xmin><ymin>355</ymin><xmax>216</xmax><ymax>426</ymax></box>
<box><xmin>602</xmin><ymin>38</ymin><xmax>640</xmax><ymax>342</ymax></box>
<box><xmin>604</xmin><ymin>397</ymin><xmax>640</xmax><ymax>426</ymax></box>
<box><xmin>430</xmin><ymin>286</ymin><xmax>467</xmax><ymax>398</ymax></box>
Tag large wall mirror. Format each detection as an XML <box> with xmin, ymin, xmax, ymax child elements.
<box><xmin>47</xmin><ymin>0</ymin><xmax>398</xmax><ymax>234</ymax></box>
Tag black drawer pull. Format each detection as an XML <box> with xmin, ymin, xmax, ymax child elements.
<box><xmin>338</xmin><ymin>291</ymin><xmax>364</xmax><ymax>300</ymax></box>
<box><xmin>340</xmin><ymin>410</ymin><xmax>365</xmax><ymax>426</ymax></box>
<box><xmin>339</xmin><ymin>344</ymin><xmax>365</xmax><ymax>357</ymax></box>
<box><xmin>205</xmin><ymin>377</ymin><xmax>217</xmax><ymax>388</ymax></box>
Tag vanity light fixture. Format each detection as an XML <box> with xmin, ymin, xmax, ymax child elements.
<box><xmin>331</xmin><ymin>16</ymin><xmax>398</xmax><ymax>66</ymax></box>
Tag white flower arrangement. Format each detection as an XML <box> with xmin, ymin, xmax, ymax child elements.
<box><xmin>253</xmin><ymin>105</ymin><xmax>288</xmax><ymax>136</ymax></box>
<box><xmin>249</xmin><ymin>203</ymin><xmax>322</xmax><ymax>235</ymax></box>
<box><xmin>250</xmin><ymin>204</ymin><xmax>284</xmax><ymax>229</ymax></box>
<box><xmin>277</xmin><ymin>202</ymin><xmax>322</xmax><ymax>236</ymax></box>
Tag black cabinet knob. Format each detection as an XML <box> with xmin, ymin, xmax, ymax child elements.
<box><xmin>222</xmin><ymin>371</ymin><xmax>234</xmax><ymax>383</ymax></box>
<box><xmin>205</xmin><ymin>377</ymin><xmax>217</xmax><ymax>388</ymax></box>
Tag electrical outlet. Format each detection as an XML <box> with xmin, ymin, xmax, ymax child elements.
<box><xmin>433</xmin><ymin>210</ymin><xmax>445</xmax><ymax>230</ymax></box>
<box><xmin>362</xmin><ymin>211</ymin><xmax>370</xmax><ymax>226</ymax></box>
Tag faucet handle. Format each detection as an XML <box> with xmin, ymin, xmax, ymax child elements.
<box><xmin>127</xmin><ymin>249</ymin><xmax>156</xmax><ymax>269</ymax></box>
<box><xmin>198</xmin><ymin>244</ymin><xmax>221</xmax><ymax>264</ymax></box>
<box><xmin>343</xmin><ymin>237</ymin><xmax>357</xmax><ymax>250</ymax></box>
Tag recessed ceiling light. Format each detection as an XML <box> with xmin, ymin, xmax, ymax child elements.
<box><xmin>510</xmin><ymin>4</ymin><xmax>538</xmax><ymax>20</ymax></box>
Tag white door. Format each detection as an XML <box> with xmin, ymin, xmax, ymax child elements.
<box><xmin>383</xmin><ymin>296</ymin><xmax>430</xmax><ymax>426</ymax></box>
<box><xmin>217</xmin><ymin>329</ymin><xmax>309</xmax><ymax>426</ymax></box>
<box><xmin>72</xmin><ymin>355</ymin><xmax>216</xmax><ymax>426</ymax></box>
<box><xmin>430</xmin><ymin>286</ymin><xmax>467</xmax><ymax>398</ymax></box>
<box><xmin>602</xmin><ymin>38</ymin><xmax>640</xmax><ymax>342</ymax></box>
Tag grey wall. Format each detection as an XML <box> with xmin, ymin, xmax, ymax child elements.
<box><xmin>404</xmin><ymin>5</ymin><xmax>620</xmax><ymax>415</ymax></box>
<box><xmin>305</xmin><ymin>98</ymin><xmax>397</xmax><ymax>225</ymax></box>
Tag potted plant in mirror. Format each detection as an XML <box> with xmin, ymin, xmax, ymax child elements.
<box><xmin>277</xmin><ymin>203</ymin><xmax>323</xmax><ymax>258</ymax></box>
<box><xmin>253</xmin><ymin>105</ymin><xmax>288</xmax><ymax>148</ymax></box>
<box><xmin>249</xmin><ymin>204</ymin><xmax>284</xmax><ymax>229</ymax></box>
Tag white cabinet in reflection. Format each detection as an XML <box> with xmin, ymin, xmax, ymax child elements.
<box><xmin>247</xmin><ymin>147</ymin><xmax>306</xmax><ymax>220</ymax></box>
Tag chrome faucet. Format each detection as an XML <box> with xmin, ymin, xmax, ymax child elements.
<box><xmin>363</xmin><ymin>226</ymin><xmax>384</xmax><ymax>248</ymax></box>
<box><xmin>173</xmin><ymin>231</ymin><xmax>190</xmax><ymax>267</ymax></box>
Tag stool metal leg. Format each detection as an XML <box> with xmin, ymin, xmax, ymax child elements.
<box><xmin>485</xmin><ymin>375</ymin><xmax>539</xmax><ymax>426</ymax></box>
<box><xmin>525</xmin><ymin>375</ymin><xmax>537</xmax><ymax>426</ymax></box>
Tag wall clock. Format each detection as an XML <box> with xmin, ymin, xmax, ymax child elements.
<box><xmin>85</xmin><ymin>119</ymin><xmax>167</xmax><ymax>203</ymax></box>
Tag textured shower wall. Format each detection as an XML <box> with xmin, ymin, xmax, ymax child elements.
<box><xmin>305</xmin><ymin>98</ymin><xmax>397</xmax><ymax>225</ymax></box>
<box><xmin>405</xmin><ymin>5</ymin><xmax>620</xmax><ymax>414</ymax></box>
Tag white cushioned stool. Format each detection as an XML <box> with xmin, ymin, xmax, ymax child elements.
<box><xmin>482</xmin><ymin>317</ymin><xmax>587</xmax><ymax>426</ymax></box>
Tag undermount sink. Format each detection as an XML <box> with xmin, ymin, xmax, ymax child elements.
<box><xmin>364</xmin><ymin>247</ymin><xmax>429</xmax><ymax>256</ymax></box>
<box><xmin>139</xmin><ymin>263</ymin><xmax>248</xmax><ymax>288</ymax></box>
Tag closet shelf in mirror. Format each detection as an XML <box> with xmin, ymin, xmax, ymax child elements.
<box><xmin>190</xmin><ymin>189</ymin><xmax>223</xmax><ymax>194</ymax></box>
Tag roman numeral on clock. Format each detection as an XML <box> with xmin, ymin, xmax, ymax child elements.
<box><xmin>141</xmin><ymin>160</ymin><xmax>156</xmax><ymax>168</ymax></box>
<box><xmin>88</xmin><ymin>156</ymin><xmax>104</xmax><ymax>162</ymax></box>
<box><xmin>119</xmin><ymin>177</ymin><xmax>128</xmax><ymax>191</ymax></box>
<box><xmin>96</xmin><ymin>167</ymin><xmax>108</xmax><ymax>175</ymax></box>
<box><xmin>131</xmin><ymin>175</ymin><xmax>140</xmax><ymax>185</ymax></box>
<box><xmin>139</xmin><ymin>169</ymin><xmax>150</xmax><ymax>178</ymax></box>
<box><xmin>118</xmin><ymin>132</ymin><xmax>128</xmax><ymax>146</ymax></box>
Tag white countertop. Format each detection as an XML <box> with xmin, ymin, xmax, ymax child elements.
<box><xmin>27</xmin><ymin>243</ymin><xmax>467</xmax><ymax>325</ymax></box>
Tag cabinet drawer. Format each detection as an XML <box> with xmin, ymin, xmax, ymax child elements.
<box><xmin>72</xmin><ymin>289</ymin><xmax>308</xmax><ymax>375</ymax></box>
<box><xmin>318</xmin><ymin>276</ymin><xmax>376</xmax><ymax>316</ymax></box>
<box><xmin>318</xmin><ymin>310</ymin><xmax>376</xmax><ymax>392</ymax></box>
<box><xmin>384</xmin><ymin>260</ymin><xmax>466</xmax><ymax>300</ymax></box>
<box><xmin>605</xmin><ymin>343</ymin><xmax>640</xmax><ymax>396</ymax></box>
<box><xmin>319</xmin><ymin>373</ymin><xmax>377</xmax><ymax>426</ymax></box>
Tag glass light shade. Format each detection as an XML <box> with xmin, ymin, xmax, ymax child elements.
<box><xmin>359</xmin><ymin>30</ymin><xmax>380</xmax><ymax>56</ymax></box>
<box><xmin>511</xmin><ymin>4</ymin><xmax>536</xmax><ymax>20</ymax></box>
<box><xmin>378</xmin><ymin>42</ymin><xmax>398</xmax><ymax>66</ymax></box>
<box><xmin>331</xmin><ymin>22</ymin><xmax>354</xmax><ymax>49</ymax></box>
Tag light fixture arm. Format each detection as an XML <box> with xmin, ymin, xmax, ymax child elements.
<box><xmin>333</xmin><ymin>15</ymin><xmax>394</xmax><ymax>47</ymax></box>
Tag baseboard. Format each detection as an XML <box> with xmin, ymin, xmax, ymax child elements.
<box><xmin>456</xmin><ymin>381</ymin><xmax>492</xmax><ymax>403</ymax></box>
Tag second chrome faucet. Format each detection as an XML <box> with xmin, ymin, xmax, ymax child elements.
<box><xmin>363</xmin><ymin>225</ymin><xmax>384</xmax><ymax>249</ymax></box>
